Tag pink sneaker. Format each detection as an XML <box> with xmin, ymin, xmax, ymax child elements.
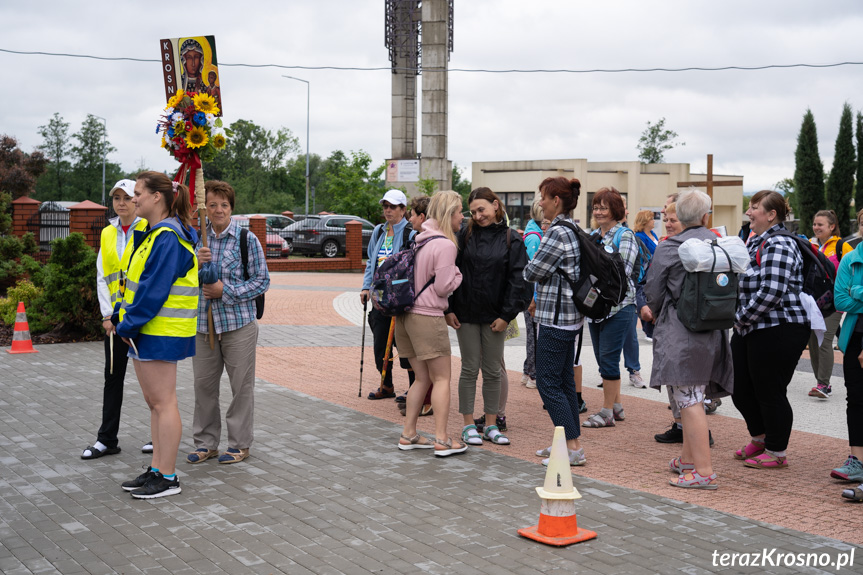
<box><xmin>733</xmin><ymin>442</ymin><xmax>765</xmax><ymax>461</ymax></box>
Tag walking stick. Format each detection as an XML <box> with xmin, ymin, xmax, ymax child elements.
<box><xmin>109</xmin><ymin>332</ymin><xmax>114</xmax><ymax>375</ymax></box>
<box><xmin>194</xmin><ymin>167</ymin><xmax>216</xmax><ymax>350</ymax></box>
<box><xmin>380</xmin><ymin>317</ymin><xmax>396</xmax><ymax>391</ymax></box>
<box><xmin>358</xmin><ymin>300</ymin><xmax>368</xmax><ymax>397</ymax></box>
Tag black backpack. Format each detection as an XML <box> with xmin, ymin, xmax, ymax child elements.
<box><xmin>239</xmin><ymin>228</ymin><xmax>265</xmax><ymax>320</ymax></box>
<box><xmin>552</xmin><ymin>221</ymin><xmax>628</xmax><ymax>321</ymax></box>
<box><xmin>371</xmin><ymin>236</ymin><xmax>444</xmax><ymax>316</ymax></box>
<box><xmin>675</xmin><ymin>240</ymin><xmax>738</xmax><ymax>332</ymax></box>
<box><xmin>756</xmin><ymin>229</ymin><xmax>837</xmax><ymax>315</ymax></box>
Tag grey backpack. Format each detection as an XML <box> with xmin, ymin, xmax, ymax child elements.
<box><xmin>675</xmin><ymin>240</ymin><xmax>738</xmax><ymax>332</ymax></box>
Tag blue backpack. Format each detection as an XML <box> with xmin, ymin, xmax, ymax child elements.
<box><xmin>371</xmin><ymin>236</ymin><xmax>444</xmax><ymax>316</ymax></box>
<box><xmin>611</xmin><ymin>227</ymin><xmax>651</xmax><ymax>284</ymax></box>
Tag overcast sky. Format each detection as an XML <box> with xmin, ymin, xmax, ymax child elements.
<box><xmin>2</xmin><ymin>0</ymin><xmax>863</xmax><ymax>194</ymax></box>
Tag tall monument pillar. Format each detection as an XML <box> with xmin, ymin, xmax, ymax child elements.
<box><xmin>388</xmin><ymin>1</ymin><xmax>419</xmax><ymax>160</ymax></box>
<box><xmin>420</xmin><ymin>0</ymin><xmax>452</xmax><ymax>192</ymax></box>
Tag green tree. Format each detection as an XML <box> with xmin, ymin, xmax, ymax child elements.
<box><xmin>0</xmin><ymin>135</ymin><xmax>48</xmax><ymax>200</ymax></box>
<box><xmin>637</xmin><ymin>117</ymin><xmax>685</xmax><ymax>164</ymax></box>
<box><xmin>452</xmin><ymin>163</ymin><xmax>472</xmax><ymax>209</ymax></box>
<box><xmin>416</xmin><ymin>174</ymin><xmax>437</xmax><ymax>196</ymax></box>
<box><xmin>794</xmin><ymin>109</ymin><xmax>825</xmax><ymax>235</ymax></box>
<box><xmin>775</xmin><ymin>177</ymin><xmax>796</xmax><ymax>216</ymax></box>
<box><xmin>70</xmin><ymin>114</ymin><xmax>118</xmax><ymax>204</ymax></box>
<box><xmin>856</xmin><ymin>112</ymin><xmax>863</xmax><ymax>214</ymax></box>
<box><xmin>326</xmin><ymin>150</ymin><xmax>387</xmax><ymax>222</ymax></box>
<box><xmin>35</xmin><ymin>113</ymin><xmax>71</xmax><ymax>201</ymax></box>
<box><xmin>826</xmin><ymin>103</ymin><xmax>857</xmax><ymax>236</ymax></box>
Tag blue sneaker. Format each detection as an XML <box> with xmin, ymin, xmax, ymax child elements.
<box><xmin>831</xmin><ymin>455</ymin><xmax>863</xmax><ymax>481</ymax></box>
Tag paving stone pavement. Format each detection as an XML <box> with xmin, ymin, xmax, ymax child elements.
<box><xmin>1</xmin><ymin>342</ymin><xmax>861</xmax><ymax>575</ymax></box>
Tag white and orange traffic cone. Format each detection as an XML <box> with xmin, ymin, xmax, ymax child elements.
<box><xmin>7</xmin><ymin>302</ymin><xmax>38</xmax><ymax>354</ymax></box>
<box><xmin>518</xmin><ymin>426</ymin><xmax>596</xmax><ymax>546</ymax></box>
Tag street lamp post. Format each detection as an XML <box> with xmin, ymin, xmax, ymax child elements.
<box><xmin>282</xmin><ymin>75</ymin><xmax>310</xmax><ymax>217</ymax></box>
<box><xmin>92</xmin><ymin>115</ymin><xmax>107</xmax><ymax>205</ymax></box>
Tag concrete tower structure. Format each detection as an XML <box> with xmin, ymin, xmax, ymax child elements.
<box><xmin>420</xmin><ymin>0</ymin><xmax>452</xmax><ymax>192</ymax></box>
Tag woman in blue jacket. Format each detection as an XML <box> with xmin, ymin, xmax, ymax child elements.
<box><xmin>116</xmin><ymin>171</ymin><xmax>199</xmax><ymax>499</ymax></box>
<box><xmin>831</xmin><ymin>207</ymin><xmax>863</xmax><ymax>501</ymax></box>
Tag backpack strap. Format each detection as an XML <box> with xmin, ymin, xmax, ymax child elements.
<box><xmin>240</xmin><ymin>228</ymin><xmax>250</xmax><ymax>281</ymax></box>
<box><xmin>836</xmin><ymin>238</ymin><xmax>846</xmax><ymax>262</ymax></box>
<box><xmin>412</xmin><ymin>236</ymin><xmax>446</xmax><ymax>299</ymax></box>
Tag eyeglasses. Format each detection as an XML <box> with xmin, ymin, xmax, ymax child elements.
<box><xmin>592</xmin><ymin>206</ymin><xmax>609</xmax><ymax>213</ymax></box>
<box><xmin>382</xmin><ymin>203</ymin><xmax>401</xmax><ymax>210</ymax></box>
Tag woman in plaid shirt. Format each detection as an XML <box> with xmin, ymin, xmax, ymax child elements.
<box><xmin>523</xmin><ymin>177</ymin><xmax>586</xmax><ymax>466</ymax></box>
<box><xmin>731</xmin><ymin>190</ymin><xmax>810</xmax><ymax>469</ymax></box>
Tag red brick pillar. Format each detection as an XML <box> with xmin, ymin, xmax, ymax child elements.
<box><xmin>345</xmin><ymin>220</ymin><xmax>363</xmax><ymax>269</ymax></box>
<box><xmin>249</xmin><ymin>215</ymin><xmax>267</xmax><ymax>258</ymax></box>
<box><xmin>69</xmin><ymin>200</ymin><xmax>109</xmax><ymax>251</ymax></box>
<box><xmin>11</xmin><ymin>196</ymin><xmax>40</xmax><ymax>239</ymax></box>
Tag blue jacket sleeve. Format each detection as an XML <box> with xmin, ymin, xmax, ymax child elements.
<box><xmin>834</xmin><ymin>257</ymin><xmax>863</xmax><ymax>314</ymax></box>
<box><xmin>115</xmin><ymin>233</ymin><xmax>194</xmax><ymax>338</ymax></box>
<box><xmin>362</xmin><ymin>225</ymin><xmax>383</xmax><ymax>290</ymax></box>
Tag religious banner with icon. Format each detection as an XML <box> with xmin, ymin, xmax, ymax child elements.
<box><xmin>160</xmin><ymin>35</ymin><xmax>223</xmax><ymax>115</ymax></box>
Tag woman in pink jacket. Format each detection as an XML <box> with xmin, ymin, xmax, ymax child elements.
<box><xmin>396</xmin><ymin>190</ymin><xmax>467</xmax><ymax>456</ymax></box>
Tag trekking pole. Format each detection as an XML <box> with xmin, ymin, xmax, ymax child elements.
<box><xmin>358</xmin><ymin>300</ymin><xmax>368</xmax><ymax>398</ymax></box>
<box><xmin>380</xmin><ymin>317</ymin><xmax>396</xmax><ymax>390</ymax></box>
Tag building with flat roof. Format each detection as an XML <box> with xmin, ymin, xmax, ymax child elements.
<box><xmin>472</xmin><ymin>159</ymin><xmax>743</xmax><ymax>235</ymax></box>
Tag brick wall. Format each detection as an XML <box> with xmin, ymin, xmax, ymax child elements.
<box><xmin>69</xmin><ymin>200</ymin><xmax>108</xmax><ymax>251</ymax></box>
<box><xmin>265</xmin><ymin>220</ymin><xmax>366</xmax><ymax>272</ymax></box>
<box><xmin>11</xmin><ymin>196</ymin><xmax>39</xmax><ymax>239</ymax></box>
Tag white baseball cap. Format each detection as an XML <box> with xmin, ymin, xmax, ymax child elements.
<box><xmin>379</xmin><ymin>189</ymin><xmax>407</xmax><ymax>206</ymax></box>
<box><xmin>110</xmin><ymin>179</ymin><xmax>136</xmax><ymax>198</ymax></box>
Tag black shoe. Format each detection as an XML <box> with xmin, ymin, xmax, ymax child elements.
<box><xmin>121</xmin><ymin>466</ymin><xmax>156</xmax><ymax>492</ymax></box>
<box><xmin>709</xmin><ymin>430</ymin><xmax>715</xmax><ymax>447</ymax></box>
<box><xmin>495</xmin><ymin>416</ymin><xmax>507</xmax><ymax>432</ymax></box>
<box><xmin>141</xmin><ymin>441</ymin><xmax>153</xmax><ymax>453</ymax></box>
<box><xmin>654</xmin><ymin>423</ymin><xmax>684</xmax><ymax>443</ymax></box>
<box><xmin>474</xmin><ymin>415</ymin><xmax>485</xmax><ymax>434</ymax></box>
<box><xmin>578</xmin><ymin>400</ymin><xmax>587</xmax><ymax>413</ymax></box>
<box><xmin>130</xmin><ymin>472</ymin><xmax>181</xmax><ymax>499</ymax></box>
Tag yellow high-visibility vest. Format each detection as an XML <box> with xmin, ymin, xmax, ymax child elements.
<box><xmin>119</xmin><ymin>224</ymin><xmax>198</xmax><ymax>337</ymax></box>
<box><xmin>101</xmin><ymin>219</ymin><xmax>148</xmax><ymax>306</ymax></box>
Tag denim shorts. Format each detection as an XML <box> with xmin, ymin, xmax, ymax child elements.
<box><xmin>587</xmin><ymin>304</ymin><xmax>635</xmax><ymax>380</ymax></box>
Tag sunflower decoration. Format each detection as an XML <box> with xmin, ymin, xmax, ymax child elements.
<box><xmin>157</xmin><ymin>91</ymin><xmax>231</xmax><ymax>164</ymax></box>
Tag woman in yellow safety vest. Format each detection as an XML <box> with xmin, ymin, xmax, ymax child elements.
<box><xmin>115</xmin><ymin>171</ymin><xmax>199</xmax><ymax>499</ymax></box>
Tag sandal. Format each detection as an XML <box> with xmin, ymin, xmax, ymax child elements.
<box><xmin>483</xmin><ymin>425</ymin><xmax>510</xmax><ymax>445</ymax></box>
<box><xmin>186</xmin><ymin>448</ymin><xmax>218</xmax><ymax>464</ymax></box>
<box><xmin>841</xmin><ymin>485</ymin><xmax>863</xmax><ymax>502</ymax></box>
<box><xmin>420</xmin><ymin>404</ymin><xmax>433</xmax><ymax>416</ymax></box>
<box><xmin>434</xmin><ymin>438</ymin><xmax>468</xmax><ymax>457</ymax></box>
<box><xmin>398</xmin><ymin>433</ymin><xmax>434</xmax><ymax>451</ymax></box>
<box><xmin>669</xmin><ymin>471</ymin><xmax>718</xmax><ymax>490</ymax></box>
<box><xmin>462</xmin><ymin>424</ymin><xmax>483</xmax><ymax>446</ymax></box>
<box><xmin>81</xmin><ymin>444</ymin><xmax>121</xmax><ymax>460</ymax></box>
<box><xmin>613</xmin><ymin>407</ymin><xmax>625</xmax><ymax>421</ymax></box>
<box><xmin>744</xmin><ymin>452</ymin><xmax>787</xmax><ymax>469</ymax></box>
<box><xmin>218</xmin><ymin>448</ymin><xmax>250</xmax><ymax>464</ymax></box>
<box><xmin>669</xmin><ymin>457</ymin><xmax>695</xmax><ymax>474</ymax></box>
<box><xmin>535</xmin><ymin>446</ymin><xmax>552</xmax><ymax>458</ymax></box>
<box><xmin>368</xmin><ymin>386</ymin><xmax>396</xmax><ymax>400</ymax></box>
<box><xmin>733</xmin><ymin>441</ymin><xmax>765</xmax><ymax>460</ymax></box>
<box><xmin>582</xmin><ymin>412</ymin><xmax>615</xmax><ymax>428</ymax></box>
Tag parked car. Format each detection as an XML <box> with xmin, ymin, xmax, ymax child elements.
<box><xmin>285</xmin><ymin>215</ymin><xmax>375</xmax><ymax>258</ymax></box>
<box><xmin>237</xmin><ymin>213</ymin><xmax>295</xmax><ymax>240</ymax></box>
<box><xmin>232</xmin><ymin>216</ymin><xmax>291</xmax><ymax>258</ymax></box>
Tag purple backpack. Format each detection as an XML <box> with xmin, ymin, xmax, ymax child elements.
<box><xmin>371</xmin><ymin>236</ymin><xmax>444</xmax><ymax>317</ymax></box>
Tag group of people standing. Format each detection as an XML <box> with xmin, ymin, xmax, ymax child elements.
<box><xmin>82</xmin><ymin>173</ymin><xmax>269</xmax><ymax>499</ymax></box>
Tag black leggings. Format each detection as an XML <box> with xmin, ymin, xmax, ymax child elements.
<box><xmin>730</xmin><ymin>323</ymin><xmax>809</xmax><ymax>452</ymax></box>
<box><xmin>368</xmin><ymin>307</ymin><xmax>413</xmax><ymax>390</ymax></box>
<box><xmin>842</xmin><ymin>331</ymin><xmax>863</xmax><ymax>447</ymax></box>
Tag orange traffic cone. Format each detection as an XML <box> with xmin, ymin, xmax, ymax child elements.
<box><xmin>518</xmin><ymin>426</ymin><xmax>596</xmax><ymax>546</ymax></box>
<box><xmin>7</xmin><ymin>302</ymin><xmax>38</xmax><ymax>354</ymax></box>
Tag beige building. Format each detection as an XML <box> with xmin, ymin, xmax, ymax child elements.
<box><xmin>471</xmin><ymin>159</ymin><xmax>743</xmax><ymax>236</ymax></box>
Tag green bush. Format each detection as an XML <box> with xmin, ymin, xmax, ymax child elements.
<box><xmin>39</xmin><ymin>233</ymin><xmax>100</xmax><ymax>337</ymax></box>
<box><xmin>0</xmin><ymin>279</ymin><xmax>49</xmax><ymax>332</ymax></box>
<box><xmin>0</xmin><ymin>232</ymin><xmax>41</xmax><ymax>294</ymax></box>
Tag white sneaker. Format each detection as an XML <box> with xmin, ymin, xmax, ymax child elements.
<box><xmin>520</xmin><ymin>374</ymin><xmax>530</xmax><ymax>385</ymax></box>
<box><xmin>525</xmin><ymin>378</ymin><xmax>537</xmax><ymax>389</ymax></box>
<box><xmin>645</xmin><ymin>336</ymin><xmax>653</xmax><ymax>342</ymax></box>
<box><xmin>629</xmin><ymin>371</ymin><xmax>647</xmax><ymax>388</ymax></box>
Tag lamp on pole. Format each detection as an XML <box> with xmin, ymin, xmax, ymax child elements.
<box><xmin>92</xmin><ymin>114</ymin><xmax>107</xmax><ymax>206</ymax></box>
<box><xmin>281</xmin><ymin>75</ymin><xmax>310</xmax><ymax>217</ymax></box>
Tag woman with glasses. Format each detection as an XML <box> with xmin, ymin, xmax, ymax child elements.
<box><xmin>583</xmin><ymin>188</ymin><xmax>639</xmax><ymax>429</ymax></box>
<box><xmin>361</xmin><ymin>190</ymin><xmax>416</xmax><ymax>400</ymax></box>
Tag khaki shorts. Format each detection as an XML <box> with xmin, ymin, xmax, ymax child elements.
<box><xmin>394</xmin><ymin>313</ymin><xmax>451</xmax><ymax>361</ymax></box>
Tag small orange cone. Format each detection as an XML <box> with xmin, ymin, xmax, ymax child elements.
<box><xmin>7</xmin><ymin>302</ymin><xmax>38</xmax><ymax>354</ymax></box>
<box><xmin>518</xmin><ymin>426</ymin><xmax>596</xmax><ymax>546</ymax></box>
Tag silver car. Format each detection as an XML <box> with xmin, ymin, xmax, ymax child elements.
<box><xmin>286</xmin><ymin>215</ymin><xmax>375</xmax><ymax>258</ymax></box>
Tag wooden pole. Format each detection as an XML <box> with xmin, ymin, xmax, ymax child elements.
<box><xmin>196</xmin><ymin>167</ymin><xmax>216</xmax><ymax>350</ymax></box>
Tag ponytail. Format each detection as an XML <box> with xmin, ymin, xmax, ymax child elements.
<box><xmin>136</xmin><ymin>171</ymin><xmax>193</xmax><ymax>228</ymax></box>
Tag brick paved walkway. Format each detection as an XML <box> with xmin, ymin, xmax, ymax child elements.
<box><xmin>1</xmin><ymin>271</ymin><xmax>861</xmax><ymax>574</ymax></box>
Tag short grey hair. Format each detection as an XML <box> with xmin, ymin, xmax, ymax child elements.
<box><xmin>530</xmin><ymin>197</ymin><xmax>543</xmax><ymax>222</ymax></box>
<box><xmin>676</xmin><ymin>188</ymin><xmax>712</xmax><ymax>227</ymax></box>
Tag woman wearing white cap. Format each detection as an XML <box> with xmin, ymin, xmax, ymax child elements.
<box><xmin>361</xmin><ymin>189</ymin><xmax>416</xmax><ymax>399</ymax></box>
